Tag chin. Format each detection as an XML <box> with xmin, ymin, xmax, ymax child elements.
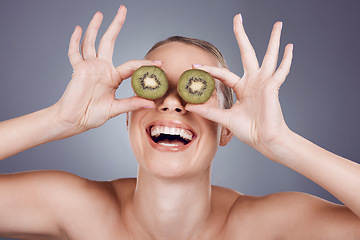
<box><xmin>135</xmin><ymin>147</ymin><xmax>215</xmax><ymax>181</ymax></box>
<box><xmin>129</xmin><ymin>117</ymin><xmax>218</xmax><ymax>180</ymax></box>
<box><xmin>136</xmin><ymin>151</ymin><xmax>193</xmax><ymax>180</ymax></box>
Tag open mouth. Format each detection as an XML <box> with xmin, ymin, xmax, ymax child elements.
<box><xmin>147</xmin><ymin>125</ymin><xmax>196</xmax><ymax>147</ymax></box>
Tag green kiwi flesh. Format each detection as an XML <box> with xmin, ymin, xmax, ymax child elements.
<box><xmin>131</xmin><ymin>66</ymin><xmax>168</xmax><ymax>100</ymax></box>
<box><xmin>177</xmin><ymin>69</ymin><xmax>215</xmax><ymax>104</ymax></box>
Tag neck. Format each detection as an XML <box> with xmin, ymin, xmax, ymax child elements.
<box><xmin>131</xmin><ymin>166</ymin><xmax>212</xmax><ymax>240</ymax></box>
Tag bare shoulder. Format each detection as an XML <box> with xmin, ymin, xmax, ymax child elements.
<box><xmin>225</xmin><ymin>191</ymin><xmax>360</xmax><ymax>239</ymax></box>
<box><xmin>209</xmin><ymin>185</ymin><xmax>242</xmax><ymax>217</ymax></box>
<box><xmin>0</xmin><ymin>170</ymin><xmax>89</xmax><ymax>199</ymax></box>
<box><xmin>1</xmin><ymin>169</ymin><xmax>119</xmax><ymax>210</ymax></box>
<box><xmin>111</xmin><ymin>177</ymin><xmax>137</xmax><ymax>190</ymax></box>
<box><xmin>211</xmin><ymin>185</ymin><xmax>242</xmax><ymax>202</ymax></box>
<box><xmin>1</xmin><ymin>169</ymin><xmax>111</xmax><ymax>195</ymax></box>
<box><xmin>109</xmin><ymin>177</ymin><xmax>137</xmax><ymax>201</ymax></box>
<box><xmin>0</xmin><ymin>170</ymin><xmax>119</xmax><ymax>238</ymax></box>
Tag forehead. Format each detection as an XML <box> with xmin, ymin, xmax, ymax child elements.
<box><xmin>145</xmin><ymin>42</ymin><xmax>220</xmax><ymax>81</ymax></box>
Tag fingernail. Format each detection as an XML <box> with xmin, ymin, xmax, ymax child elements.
<box><xmin>118</xmin><ymin>5</ymin><xmax>123</xmax><ymax>13</ymax></box>
<box><xmin>143</xmin><ymin>106</ymin><xmax>155</xmax><ymax>109</ymax></box>
<box><xmin>279</xmin><ymin>21</ymin><xmax>283</xmax><ymax>30</ymax></box>
<box><xmin>193</xmin><ymin>64</ymin><xmax>202</xmax><ymax>68</ymax></box>
<box><xmin>154</xmin><ymin>60</ymin><xmax>163</xmax><ymax>63</ymax></box>
<box><xmin>238</xmin><ymin>13</ymin><xmax>243</xmax><ymax>23</ymax></box>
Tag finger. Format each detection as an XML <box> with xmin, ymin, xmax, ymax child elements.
<box><xmin>115</xmin><ymin>59</ymin><xmax>163</xmax><ymax>84</ymax></box>
<box><xmin>261</xmin><ymin>21</ymin><xmax>283</xmax><ymax>74</ymax></box>
<box><xmin>185</xmin><ymin>104</ymin><xmax>231</xmax><ymax>128</ymax></box>
<box><xmin>272</xmin><ymin>43</ymin><xmax>293</xmax><ymax>87</ymax></box>
<box><xmin>81</xmin><ymin>11</ymin><xmax>103</xmax><ymax>59</ymax></box>
<box><xmin>233</xmin><ymin>14</ymin><xmax>259</xmax><ymax>73</ymax></box>
<box><xmin>109</xmin><ymin>96</ymin><xmax>155</xmax><ymax>118</ymax></box>
<box><xmin>97</xmin><ymin>5</ymin><xmax>127</xmax><ymax>61</ymax></box>
<box><xmin>192</xmin><ymin>65</ymin><xmax>243</xmax><ymax>96</ymax></box>
<box><xmin>68</xmin><ymin>26</ymin><xmax>83</xmax><ymax>66</ymax></box>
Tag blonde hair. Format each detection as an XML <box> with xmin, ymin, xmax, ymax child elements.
<box><xmin>146</xmin><ymin>36</ymin><xmax>234</xmax><ymax>109</ymax></box>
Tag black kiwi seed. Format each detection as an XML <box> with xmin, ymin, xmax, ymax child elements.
<box><xmin>177</xmin><ymin>69</ymin><xmax>215</xmax><ymax>104</ymax></box>
<box><xmin>131</xmin><ymin>66</ymin><xmax>169</xmax><ymax>100</ymax></box>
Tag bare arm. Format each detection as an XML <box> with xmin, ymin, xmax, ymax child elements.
<box><xmin>265</xmin><ymin>130</ymin><xmax>360</xmax><ymax>219</ymax></box>
<box><xmin>186</xmin><ymin>13</ymin><xmax>360</xmax><ymax>236</ymax></box>
<box><xmin>0</xmin><ymin>170</ymin><xmax>86</xmax><ymax>239</ymax></box>
<box><xmin>0</xmin><ymin>5</ymin><xmax>158</xmax><ymax>238</ymax></box>
<box><xmin>263</xmin><ymin>136</ymin><xmax>360</xmax><ymax>238</ymax></box>
<box><xmin>0</xmin><ymin>107</ymin><xmax>69</xmax><ymax>161</ymax></box>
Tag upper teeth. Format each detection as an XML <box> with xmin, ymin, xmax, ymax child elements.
<box><xmin>150</xmin><ymin>126</ymin><xmax>194</xmax><ymax>141</ymax></box>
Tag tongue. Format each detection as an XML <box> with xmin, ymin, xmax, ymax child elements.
<box><xmin>157</xmin><ymin>139</ymin><xmax>185</xmax><ymax>146</ymax></box>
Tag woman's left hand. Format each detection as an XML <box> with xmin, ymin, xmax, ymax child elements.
<box><xmin>185</xmin><ymin>14</ymin><xmax>293</xmax><ymax>154</ymax></box>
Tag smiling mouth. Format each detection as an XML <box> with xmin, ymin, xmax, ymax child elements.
<box><xmin>147</xmin><ymin>125</ymin><xmax>196</xmax><ymax>147</ymax></box>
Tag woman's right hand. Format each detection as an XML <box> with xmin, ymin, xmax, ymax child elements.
<box><xmin>53</xmin><ymin>6</ymin><xmax>160</xmax><ymax>136</ymax></box>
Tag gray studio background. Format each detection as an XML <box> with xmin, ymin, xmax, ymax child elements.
<box><xmin>1</xmin><ymin>0</ymin><xmax>360</xmax><ymax>238</ymax></box>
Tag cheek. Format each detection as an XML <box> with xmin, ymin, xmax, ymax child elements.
<box><xmin>127</xmin><ymin>111</ymin><xmax>144</xmax><ymax>158</ymax></box>
<box><xmin>205</xmin><ymin>87</ymin><xmax>223</xmax><ymax>109</ymax></box>
<box><xmin>127</xmin><ymin>112</ymin><xmax>135</xmax><ymax>138</ymax></box>
<box><xmin>196</xmin><ymin>121</ymin><xmax>221</xmax><ymax>160</ymax></box>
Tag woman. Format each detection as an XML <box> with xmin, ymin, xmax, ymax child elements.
<box><xmin>0</xmin><ymin>5</ymin><xmax>359</xmax><ymax>239</ymax></box>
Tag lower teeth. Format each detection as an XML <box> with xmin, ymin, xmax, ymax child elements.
<box><xmin>158</xmin><ymin>142</ymin><xmax>179</xmax><ymax>147</ymax></box>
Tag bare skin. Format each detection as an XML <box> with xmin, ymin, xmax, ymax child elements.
<box><xmin>0</xmin><ymin>5</ymin><xmax>360</xmax><ymax>240</ymax></box>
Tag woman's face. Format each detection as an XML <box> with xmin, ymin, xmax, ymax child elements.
<box><xmin>128</xmin><ymin>42</ymin><xmax>230</xmax><ymax>179</ymax></box>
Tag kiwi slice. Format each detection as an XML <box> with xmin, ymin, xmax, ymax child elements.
<box><xmin>177</xmin><ymin>69</ymin><xmax>215</xmax><ymax>104</ymax></box>
<box><xmin>131</xmin><ymin>66</ymin><xmax>168</xmax><ymax>100</ymax></box>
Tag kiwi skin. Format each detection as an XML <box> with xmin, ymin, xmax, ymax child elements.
<box><xmin>131</xmin><ymin>66</ymin><xmax>169</xmax><ymax>100</ymax></box>
<box><xmin>177</xmin><ymin>69</ymin><xmax>215</xmax><ymax>104</ymax></box>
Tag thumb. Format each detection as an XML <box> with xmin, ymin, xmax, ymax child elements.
<box><xmin>110</xmin><ymin>96</ymin><xmax>154</xmax><ymax>118</ymax></box>
<box><xmin>185</xmin><ymin>104</ymin><xmax>230</xmax><ymax>127</ymax></box>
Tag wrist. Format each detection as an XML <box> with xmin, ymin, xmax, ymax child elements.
<box><xmin>45</xmin><ymin>104</ymin><xmax>83</xmax><ymax>141</ymax></box>
<box><xmin>258</xmin><ymin>128</ymin><xmax>298</xmax><ymax>164</ymax></box>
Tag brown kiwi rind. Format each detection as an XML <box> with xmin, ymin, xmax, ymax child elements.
<box><xmin>131</xmin><ymin>66</ymin><xmax>169</xmax><ymax>100</ymax></box>
<box><xmin>177</xmin><ymin>69</ymin><xmax>215</xmax><ymax>104</ymax></box>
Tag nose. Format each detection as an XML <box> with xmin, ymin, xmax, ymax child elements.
<box><xmin>157</xmin><ymin>90</ymin><xmax>186</xmax><ymax>114</ymax></box>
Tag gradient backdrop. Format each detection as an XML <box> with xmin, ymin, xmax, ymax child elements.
<box><xmin>1</xmin><ymin>1</ymin><xmax>360</xmax><ymax>238</ymax></box>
